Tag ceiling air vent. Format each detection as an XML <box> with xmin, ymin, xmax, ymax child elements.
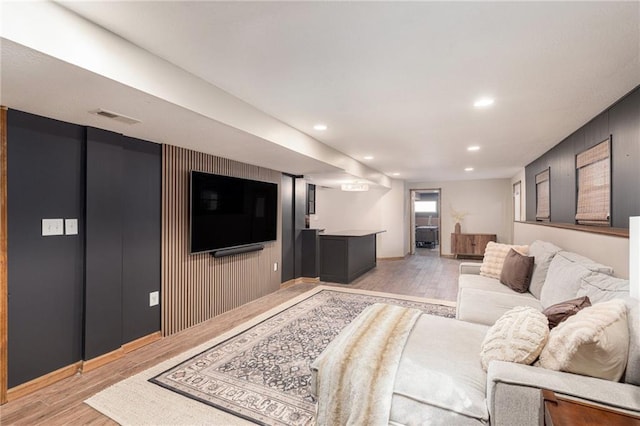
<box><xmin>91</xmin><ymin>109</ymin><xmax>141</xmax><ymax>125</ymax></box>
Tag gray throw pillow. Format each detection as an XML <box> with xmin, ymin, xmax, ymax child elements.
<box><xmin>577</xmin><ymin>274</ymin><xmax>629</xmax><ymax>303</ymax></box>
<box><xmin>540</xmin><ymin>252</ymin><xmax>613</xmax><ymax>308</ymax></box>
<box><xmin>528</xmin><ymin>240</ymin><xmax>562</xmax><ymax>299</ymax></box>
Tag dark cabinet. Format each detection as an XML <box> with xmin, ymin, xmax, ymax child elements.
<box><xmin>301</xmin><ymin>229</ymin><xmax>320</xmax><ymax>278</ymax></box>
<box><xmin>319</xmin><ymin>232</ymin><xmax>379</xmax><ymax>283</ymax></box>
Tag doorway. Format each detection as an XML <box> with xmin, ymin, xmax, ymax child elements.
<box><xmin>409</xmin><ymin>189</ymin><xmax>441</xmax><ymax>256</ymax></box>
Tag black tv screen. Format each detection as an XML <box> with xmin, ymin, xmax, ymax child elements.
<box><xmin>190</xmin><ymin>171</ymin><xmax>278</xmax><ymax>253</ymax></box>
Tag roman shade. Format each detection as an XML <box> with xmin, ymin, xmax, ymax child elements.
<box><xmin>575</xmin><ymin>139</ymin><xmax>610</xmax><ymax>225</ymax></box>
<box><xmin>535</xmin><ymin>168</ymin><xmax>550</xmax><ymax>221</ymax></box>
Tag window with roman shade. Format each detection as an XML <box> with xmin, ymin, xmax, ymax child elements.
<box><xmin>575</xmin><ymin>138</ymin><xmax>611</xmax><ymax>226</ymax></box>
<box><xmin>535</xmin><ymin>168</ymin><xmax>550</xmax><ymax>221</ymax></box>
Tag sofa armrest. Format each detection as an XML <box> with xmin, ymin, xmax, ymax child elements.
<box><xmin>459</xmin><ymin>262</ymin><xmax>482</xmax><ymax>275</ymax></box>
<box><xmin>486</xmin><ymin>361</ymin><xmax>640</xmax><ymax>426</ymax></box>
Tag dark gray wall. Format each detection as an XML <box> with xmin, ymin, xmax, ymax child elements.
<box><xmin>85</xmin><ymin>128</ymin><xmax>124</xmax><ymax>359</ymax></box>
<box><xmin>294</xmin><ymin>178</ymin><xmax>307</xmax><ymax>278</ymax></box>
<box><xmin>85</xmin><ymin>129</ymin><xmax>162</xmax><ymax>358</ymax></box>
<box><xmin>7</xmin><ymin>110</ymin><xmax>84</xmax><ymax>387</ymax></box>
<box><xmin>280</xmin><ymin>175</ymin><xmax>295</xmax><ymax>283</ymax></box>
<box><xmin>280</xmin><ymin>176</ymin><xmax>311</xmax><ymax>282</ymax></box>
<box><xmin>121</xmin><ymin>136</ymin><xmax>161</xmax><ymax>342</ymax></box>
<box><xmin>7</xmin><ymin>110</ymin><xmax>161</xmax><ymax>386</ymax></box>
<box><xmin>610</xmin><ymin>89</ymin><xmax>640</xmax><ymax>228</ymax></box>
<box><xmin>526</xmin><ymin>86</ymin><xmax>640</xmax><ymax>227</ymax></box>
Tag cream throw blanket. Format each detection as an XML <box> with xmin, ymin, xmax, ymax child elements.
<box><xmin>311</xmin><ymin>303</ymin><xmax>422</xmax><ymax>426</ymax></box>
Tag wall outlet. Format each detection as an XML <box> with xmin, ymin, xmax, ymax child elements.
<box><xmin>273</xmin><ymin>262</ymin><xmax>278</xmax><ymax>272</ymax></box>
<box><xmin>65</xmin><ymin>218</ymin><xmax>78</xmax><ymax>235</ymax></box>
<box><xmin>42</xmin><ymin>219</ymin><xmax>64</xmax><ymax>236</ymax></box>
<box><xmin>149</xmin><ymin>291</ymin><xmax>159</xmax><ymax>307</ymax></box>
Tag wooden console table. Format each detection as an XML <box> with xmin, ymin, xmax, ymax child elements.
<box><xmin>542</xmin><ymin>389</ymin><xmax>640</xmax><ymax>425</ymax></box>
<box><xmin>451</xmin><ymin>233</ymin><xmax>496</xmax><ymax>259</ymax></box>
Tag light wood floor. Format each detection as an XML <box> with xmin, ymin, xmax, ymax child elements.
<box><xmin>0</xmin><ymin>248</ymin><xmax>463</xmax><ymax>425</ymax></box>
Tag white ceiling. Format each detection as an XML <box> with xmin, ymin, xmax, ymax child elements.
<box><xmin>7</xmin><ymin>1</ymin><xmax>640</xmax><ymax>184</ymax></box>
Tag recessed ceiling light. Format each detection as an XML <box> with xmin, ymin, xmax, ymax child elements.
<box><xmin>391</xmin><ymin>172</ymin><xmax>400</xmax><ymax>176</ymax></box>
<box><xmin>467</xmin><ymin>146</ymin><xmax>480</xmax><ymax>152</ymax></box>
<box><xmin>473</xmin><ymin>98</ymin><xmax>494</xmax><ymax>108</ymax></box>
<box><xmin>313</xmin><ymin>123</ymin><xmax>328</xmax><ymax>131</ymax></box>
<box><xmin>364</xmin><ymin>155</ymin><xmax>374</xmax><ymax>160</ymax></box>
<box><xmin>464</xmin><ymin>167</ymin><xmax>474</xmax><ymax>172</ymax></box>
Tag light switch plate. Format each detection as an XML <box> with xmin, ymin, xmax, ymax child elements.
<box><xmin>149</xmin><ymin>291</ymin><xmax>159</xmax><ymax>307</ymax></box>
<box><xmin>42</xmin><ymin>219</ymin><xmax>64</xmax><ymax>236</ymax></box>
<box><xmin>273</xmin><ymin>262</ymin><xmax>278</xmax><ymax>272</ymax></box>
<box><xmin>65</xmin><ymin>219</ymin><xmax>78</xmax><ymax>235</ymax></box>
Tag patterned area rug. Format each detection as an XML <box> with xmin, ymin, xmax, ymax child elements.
<box><xmin>149</xmin><ymin>289</ymin><xmax>455</xmax><ymax>426</ymax></box>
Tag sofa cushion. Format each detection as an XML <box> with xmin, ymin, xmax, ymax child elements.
<box><xmin>542</xmin><ymin>296</ymin><xmax>591</xmax><ymax>329</ymax></box>
<box><xmin>500</xmin><ymin>249</ymin><xmax>534</xmax><ymax>293</ymax></box>
<box><xmin>390</xmin><ymin>394</ymin><xmax>486</xmax><ymax>425</ymax></box>
<box><xmin>577</xmin><ymin>274</ymin><xmax>629</xmax><ymax>303</ymax></box>
<box><xmin>394</xmin><ymin>314</ymin><xmax>490</xmax><ymax>422</ymax></box>
<box><xmin>480</xmin><ymin>242</ymin><xmax>529</xmax><ymax>279</ymax></box>
<box><xmin>528</xmin><ymin>240</ymin><xmax>562</xmax><ymax>299</ymax></box>
<box><xmin>540</xmin><ymin>252</ymin><xmax>614</xmax><ymax>308</ymax></box>
<box><xmin>622</xmin><ymin>297</ymin><xmax>640</xmax><ymax>386</ymax></box>
<box><xmin>480</xmin><ymin>306</ymin><xmax>549</xmax><ymax>371</ymax></box>
<box><xmin>457</xmin><ymin>274</ymin><xmax>543</xmax><ymax>325</ymax></box>
<box><xmin>559</xmin><ymin>251</ymin><xmax>614</xmax><ymax>274</ymax></box>
<box><xmin>538</xmin><ymin>299</ymin><xmax>629</xmax><ymax>381</ymax></box>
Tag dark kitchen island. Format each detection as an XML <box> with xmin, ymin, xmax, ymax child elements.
<box><xmin>319</xmin><ymin>230</ymin><xmax>385</xmax><ymax>284</ymax></box>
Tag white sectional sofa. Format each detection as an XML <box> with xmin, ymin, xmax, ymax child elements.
<box><xmin>446</xmin><ymin>240</ymin><xmax>640</xmax><ymax>425</ymax></box>
<box><xmin>312</xmin><ymin>240</ymin><xmax>640</xmax><ymax>425</ymax></box>
<box><xmin>456</xmin><ymin>240</ymin><xmax>628</xmax><ymax>326</ymax></box>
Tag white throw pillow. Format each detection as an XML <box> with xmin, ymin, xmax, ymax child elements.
<box><xmin>537</xmin><ymin>299</ymin><xmax>629</xmax><ymax>381</ymax></box>
<box><xmin>479</xmin><ymin>306</ymin><xmax>549</xmax><ymax>371</ymax></box>
<box><xmin>480</xmin><ymin>242</ymin><xmax>529</xmax><ymax>279</ymax></box>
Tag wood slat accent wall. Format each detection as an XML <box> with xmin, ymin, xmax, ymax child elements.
<box><xmin>1</xmin><ymin>106</ymin><xmax>8</xmax><ymax>404</ymax></box>
<box><xmin>161</xmin><ymin>145</ymin><xmax>282</xmax><ymax>336</ymax></box>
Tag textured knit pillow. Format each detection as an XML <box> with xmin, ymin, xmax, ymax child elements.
<box><xmin>500</xmin><ymin>249</ymin><xmax>535</xmax><ymax>293</ymax></box>
<box><xmin>542</xmin><ymin>296</ymin><xmax>591</xmax><ymax>329</ymax></box>
<box><xmin>480</xmin><ymin>242</ymin><xmax>529</xmax><ymax>279</ymax></box>
<box><xmin>538</xmin><ymin>299</ymin><xmax>629</xmax><ymax>381</ymax></box>
<box><xmin>479</xmin><ymin>306</ymin><xmax>549</xmax><ymax>371</ymax></box>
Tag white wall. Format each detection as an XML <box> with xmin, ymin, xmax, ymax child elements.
<box><xmin>311</xmin><ymin>179</ymin><xmax>406</xmax><ymax>258</ymax></box>
<box><xmin>514</xmin><ymin>222</ymin><xmax>629</xmax><ymax>278</ymax></box>
<box><xmin>408</xmin><ymin>179</ymin><xmax>512</xmax><ymax>255</ymax></box>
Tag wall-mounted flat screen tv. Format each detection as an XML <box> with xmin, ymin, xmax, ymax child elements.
<box><xmin>190</xmin><ymin>171</ymin><xmax>278</xmax><ymax>254</ymax></box>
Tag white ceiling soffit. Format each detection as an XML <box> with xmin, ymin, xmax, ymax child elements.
<box><xmin>0</xmin><ymin>40</ymin><xmax>341</xmax><ymax>176</ymax></box>
<box><xmin>56</xmin><ymin>1</ymin><xmax>640</xmax><ymax>183</ymax></box>
<box><xmin>304</xmin><ymin>172</ymin><xmax>379</xmax><ymax>190</ymax></box>
<box><xmin>0</xmin><ymin>1</ymin><xmax>391</xmax><ymax>188</ymax></box>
